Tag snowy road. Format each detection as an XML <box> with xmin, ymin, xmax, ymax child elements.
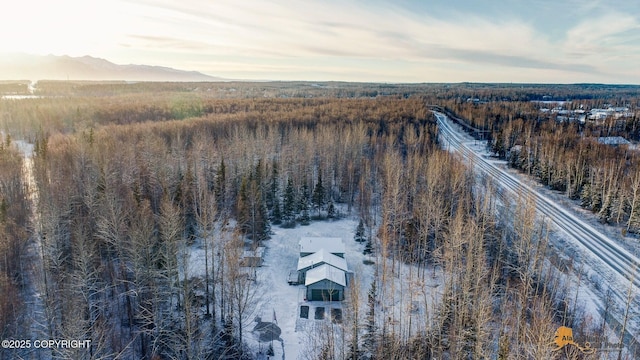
<box><xmin>434</xmin><ymin>111</ymin><xmax>640</xmax><ymax>344</ymax></box>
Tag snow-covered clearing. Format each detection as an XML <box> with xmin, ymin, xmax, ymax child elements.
<box><xmin>186</xmin><ymin>215</ymin><xmax>443</xmax><ymax>359</ymax></box>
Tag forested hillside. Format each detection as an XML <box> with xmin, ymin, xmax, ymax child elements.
<box><xmin>1</xmin><ymin>82</ymin><xmax>637</xmax><ymax>359</ymax></box>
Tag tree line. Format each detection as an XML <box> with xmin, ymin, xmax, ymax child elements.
<box><xmin>1</xmin><ymin>88</ymin><xmax>632</xmax><ymax>359</ymax></box>
<box><xmin>442</xmin><ymin>98</ymin><xmax>640</xmax><ymax>236</ymax></box>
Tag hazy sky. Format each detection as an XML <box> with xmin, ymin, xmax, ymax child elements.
<box><xmin>1</xmin><ymin>0</ymin><xmax>639</xmax><ymax>83</ymax></box>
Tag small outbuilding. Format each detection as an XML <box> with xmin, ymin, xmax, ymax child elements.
<box><xmin>240</xmin><ymin>247</ymin><xmax>265</xmax><ymax>267</ymax></box>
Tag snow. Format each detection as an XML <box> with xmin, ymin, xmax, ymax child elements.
<box><xmin>435</xmin><ymin>111</ymin><xmax>640</xmax><ymax>352</ymax></box>
<box><xmin>0</xmin><ymin>95</ymin><xmax>42</xmax><ymax>99</ymax></box>
<box><xmin>180</xmin><ymin>218</ymin><xmax>366</xmax><ymax>359</ymax></box>
<box><xmin>232</xmin><ymin>216</ymin><xmax>440</xmax><ymax>359</ymax></box>
<box><xmin>256</xmin><ymin>220</ymin><xmax>359</xmax><ymax>359</ymax></box>
<box><xmin>299</xmin><ymin>237</ymin><xmax>345</xmax><ymax>256</ymax></box>
<box><xmin>179</xmin><ymin>109</ymin><xmax>640</xmax><ymax>358</ymax></box>
<box><xmin>244</xmin><ymin>247</ymin><xmax>266</xmax><ymax>257</ymax></box>
<box><xmin>305</xmin><ymin>264</ymin><xmax>346</xmax><ymax>287</ymax></box>
<box><xmin>13</xmin><ymin>140</ymin><xmax>34</xmax><ymax>158</ymax></box>
<box><xmin>596</xmin><ymin>136</ymin><xmax>631</xmax><ymax>145</ymax></box>
<box><xmin>297</xmin><ymin>249</ymin><xmax>348</xmax><ymax>272</ymax></box>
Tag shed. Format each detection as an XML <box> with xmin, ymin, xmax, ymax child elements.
<box><xmin>240</xmin><ymin>247</ymin><xmax>265</xmax><ymax>267</ymax></box>
<box><xmin>299</xmin><ymin>237</ymin><xmax>345</xmax><ymax>258</ymax></box>
<box><xmin>305</xmin><ymin>264</ymin><xmax>346</xmax><ymax>301</ymax></box>
<box><xmin>297</xmin><ymin>249</ymin><xmax>348</xmax><ymax>283</ymax></box>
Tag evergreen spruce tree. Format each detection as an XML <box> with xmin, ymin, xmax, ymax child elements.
<box><xmin>354</xmin><ymin>219</ymin><xmax>366</xmax><ymax>243</ymax></box>
<box><xmin>312</xmin><ymin>172</ymin><xmax>326</xmax><ymax>216</ymax></box>
<box><xmin>252</xmin><ymin>160</ymin><xmax>269</xmax><ymax>240</ymax></box>
<box><xmin>271</xmin><ymin>199</ymin><xmax>282</xmax><ymax>225</ymax></box>
<box><xmin>363</xmin><ymin>236</ymin><xmax>373</xmax><ymax>255</ymax></box>
<box><xmin>327</xmin><ymin>199</ymin><xmax>336</xmax><ymax>219</ymax></box>
<box><xmin>267</xmin><ymin>160</ymin><xmax>279</xmax><ymax>210</ymax></box>
<box><xmin>258</xmin><ymin>200</ymin><xmax>270</xmax><ymax>239</ymax></box>
<box><xmin>236</xmin><ymin>176</ymin><xmax>250</xmax><ymax>234</ymax></box>
<box><xmin>254</xmin><ymin>158</ymin><xmax>264</xmax><ymax>194</ymax></box>
<box><xmin>283</xmin><ymin>178</ymin><xmax>296</xmax><ymax>226</ymax></box>
<box><xmin>485</xmin><ymin>130</ymin><xmax>493</xmax><ymax>152</ymax></box>
<box><xmin>298</xmin><ymin>181</ymin><xmax>310</xmax><ymax>213</ymax></box>
<box><xmin>237</xmin><ymin>171</ymin><xmax>269</xmax><ymax>241</ymax></box>
<box><xmin>181</xmin><ymin>165</ymin><xmax>197</xmax><ymax>242</ymax></box>
<box><xmin>299</xmin><ymin>181</ymin><xmax>311</xmax><ymax>225</ymax></box>
<box><xmin>300</xmin><ymin>208</ymin><xmax>310</xmax><ymax>225</ymax></box>
<box><xmin>363</xmin><ymin>280</ymin><xmax>377</xmax><ymax>357</ymax></box>
<box><xmin>492</xmin><ymin>130</ymin><xmax>506</xmax><ymax>158</ymax></box>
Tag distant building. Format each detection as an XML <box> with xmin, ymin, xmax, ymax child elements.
<box><xmin>588</xmin><ymin>107</ymin><xmax>633</xmax><ymax>121</ymax></box>
<box><xmin>596</xmin><ymin>136</ymin><xmax>631</xmax><ymax>146</ymax></box>
<box><xmin>589</xmin><ymin>109</ymin><xmax>612</xmax><ymax>121</ymax></box>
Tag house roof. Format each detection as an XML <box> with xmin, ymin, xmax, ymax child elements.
<box><xmin>597</xmin><ymin>136</ymin><xmax>630</xmax><ymax>146</ymax></box>
<box><xmin>297</xmin><ymin>249</ymin><xmax>348</xmax><ymax>272</ymax></box>
<box><xmin>242</xmin><ymin>246</ymin><xmax>265</xmax><ymax>258</ymax></box>
<box><xmin>299</xmin><ymin>237</ymin><xmax>345</xmax><ymax>255</ymax></box>
<box><xmin>305</xmin><ymin>264</ymin><xmax>346</xmax><ymax>287</ymax></box>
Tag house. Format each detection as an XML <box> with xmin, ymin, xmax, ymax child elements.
<box><xmin>292</xmin><ymin>237</ymin><xmax>350</xmax><ymax>301</ymax></box>
<box><xmin>297</xmin><ymin>248</ymin><xmax>348</xmax><ymax>283</ymax></box>
<box><xmin>299</xmin><ymin>237</ymin><xmax>345</xmax><ymax>258</ymax></box>
<box><xmin>305</xmin><ymin>264</ymin><xmax>346</xmax><ymax>301</ymax></box>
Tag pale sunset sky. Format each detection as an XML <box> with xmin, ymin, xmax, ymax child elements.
<box><xmin>1</xmin><ymin>0</ymin><xmax>639</xmax><ymax>83</ymax></box>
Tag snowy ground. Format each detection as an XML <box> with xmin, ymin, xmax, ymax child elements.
<box><xmin>186</xmin><ymin>215</ymin><xmax>443</xmax><ymax>360</ymax></box>
<box><xmin>439</xmin><ymin>115</ymin><xmax>639</xmax><ymax>355</ymax></box>
<box><xmin>185</xmin><ymin>218</ymin><xmax>365</xmax><ymax>359</ymax></box>
<box><xmin>463</xmin><ymin>132</ymin><xmax>640</xmax><ymax>349</ymax></box>
<box><xmin>255</xmin><ymin>218</ymin><xmax>367</xmax><ymax>360</ymax></box>
<box><xmin>184</xmin><ymin>111</ymin><xmax>640</xmax><ymax>358</ymax></box>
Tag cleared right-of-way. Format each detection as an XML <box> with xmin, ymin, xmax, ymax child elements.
<box><xmin>435</xmin><ymin>111</ymin><xmax>640</xmax><ymax>303</ymax></box>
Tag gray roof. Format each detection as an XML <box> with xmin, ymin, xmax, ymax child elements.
<box><xmin>297</xmin><ymin>249</ymin><xmax>348</xmax><ymax>272</ymax></box>
<box><xmin>305</xmin><ymin>264</ymin><xmax>346</xmax><ymax>287</ymax></box>
<box><xmin>597</xmin><ymin>136</ymin><xmax>630</xmax><ymax>145</ymax></box>
<box><xmin>299</xmin><ymin>237</ymin><xmax>345</xmax><ymax>255</ymax></box>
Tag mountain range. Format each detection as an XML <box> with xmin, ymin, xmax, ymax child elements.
<box><xmin>0</xmin><ymin>54</ymin><xmax>222</xmax><ymax>82</ymax></box>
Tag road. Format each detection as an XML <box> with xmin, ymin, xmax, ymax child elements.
<box><xmin>434</xmin><ymin>111</ymin><xmax>640</xmax><ymax>344</ymax></box>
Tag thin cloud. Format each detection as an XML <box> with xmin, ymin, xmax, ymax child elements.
<box><xmin>565</xmin><ymin>13</ymin><xmax>640</xmax><ymax>52</ymax></box>
<box><xmin>129</xmin><ymin>1</ymin><xmax>638</xmax><ymax>81</ymax></box>
<box><xmin>127</xmin><ymin>35</ymin><xmax>212</xmax><ymax>51</ymax></box>
<box><xmin>4</xmin><ymin>0</ymin><xmax>638</xmax><ymax>82</ymax></box>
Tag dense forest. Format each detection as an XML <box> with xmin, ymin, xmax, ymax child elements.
<box><xmin>440</xmin><ymin>98</ymin><xmax>640</xmax><ymax>234</ymax></box>
<box><xmin>0</xmin><ymin>82</ymin><xmax>638</xmax><ymax>359</ymax></box>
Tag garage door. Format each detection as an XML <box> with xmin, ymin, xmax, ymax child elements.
<box><xmin>311</xmin><ymin>289</ymin><xmax>339</xmax><ymax>301</ymax></box>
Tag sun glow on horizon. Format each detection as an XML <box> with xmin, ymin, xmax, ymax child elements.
<box><xmin>0</xmin><ymin>0</ymin><xmax>639</xmax><ymax>83</ymax></box>
<box><xmin>0</xmin><ymin>0</ymin><xmax>133</xmax><ymax>56</ymax></box>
